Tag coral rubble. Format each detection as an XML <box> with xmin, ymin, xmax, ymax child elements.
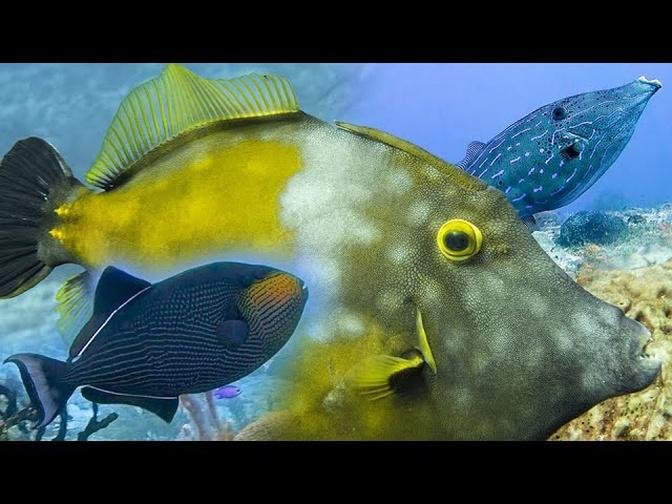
<box><xmin>551</xmin><ymin>259</ymin><xmax>672</xmax><ymax>440</ymax></box>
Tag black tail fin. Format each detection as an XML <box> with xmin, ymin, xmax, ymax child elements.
<box><xmin>4</xmin><ymin>353</ymin><xmax>74</xmax><ymax>429</ymax></box>
<box><xmin>0</xmin><ymin>137</ymin><xmax>82</xmax><ymax>298</ymax></box>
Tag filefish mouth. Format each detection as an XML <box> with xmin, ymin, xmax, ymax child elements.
<box><xmin>627</xmin><ymin>316</ymin><xmax>661</xmax><ymax>380</ymax></box>
<box><xmin>636</xmin><ymin>75</ymin><xmax>663</xmax><ymax>92</ymax></box>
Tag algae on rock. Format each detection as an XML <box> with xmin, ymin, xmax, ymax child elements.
<box><xmin>552</xmin><ymin>259</ymin><xmax>672</xmax><ymax>440</ymax></box>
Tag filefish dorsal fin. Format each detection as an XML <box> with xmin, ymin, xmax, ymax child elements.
<box><xmin>85</xmin><ymin>64</ymin><xmax>301</xmax><ymax>190</ymax></box>
<box><xmin>68</xmin><ymin>267</ymin><xmax>151</xmax><ymax>360</ymax></box>
<box><xmin>456</xmin><ymin>141</ymin><xmax>486</xmax><ymax>169</ymax></box>
<box><xmin>335</xmin><ymin>121</ymin><xmax>450</xmax><ymax>169</ymax></box>
<box><xmin>335</xmin><ymin>121</ymin><xmax>486</xmax><ymax>190</ymax></box>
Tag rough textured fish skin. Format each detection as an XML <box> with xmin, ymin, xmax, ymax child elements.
<box><xmin>5</xmin><ymin>72</ymin><xmax>662</xmax><ymax>439</ymax></box>
<box><xmin>459</xmin><ymin>78</ymin><xmax>660</xmax><ymax>217</ymax></box>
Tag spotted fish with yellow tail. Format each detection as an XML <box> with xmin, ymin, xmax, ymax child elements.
<box><xmin>0</xmin><ymin>64</ymin><xmax>660</xmax><ymax>439</ymax></box>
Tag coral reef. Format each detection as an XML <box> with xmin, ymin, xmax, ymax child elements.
<box><xmin>551</xmin><ymin>259</ymin><xmax>672</xmax><ymax>440</ymax></box>
<box><xmin>557</xmin><ymin>211</ymin><xmax>628</xmax><ymax>247</ymax></box>
<box><xmin>178</xmin><ymin>393</ymin><xmax>236</xmax><ymax>441</ymax></box>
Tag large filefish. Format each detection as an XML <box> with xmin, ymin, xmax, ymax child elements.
<box><xmin>457</xmin><ymin>77</ymin><xmax>661</xmax><ymax>222</ymax></box>
<box><xmin>6</xmin><ymin>262</ymin><xmax>308</xmax><ymax>428</ymax></box>
<box><xmin>0</xmin><ymin>64</ymin><xmax>660</xmax><ymax>439</ymax></box>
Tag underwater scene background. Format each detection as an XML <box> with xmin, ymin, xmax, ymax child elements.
<box><xmin>0</xmin><ymin>63</ymin><xmax>670</xmax><ymax>440</ymax></box>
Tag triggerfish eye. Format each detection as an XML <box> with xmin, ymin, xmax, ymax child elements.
<box><xmin>437</xmin><ymin>219</ymin><xmax>483</xmax><ymax>261</ymax></box>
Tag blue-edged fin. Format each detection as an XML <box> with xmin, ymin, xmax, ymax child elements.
<box><xmin>81</xmin><ymin>387</ymin><xmax>179</xmax><ymax>423</ymax></box>
<box><xmin>56</xmin><ymin>271</ymin><xmax>94</xmax><ymax>345</ymax></box>
<box><xmin>68</xmin><ymin>267</ymin><xmax>151</xmax><ymax>360</ymax></box>
<box><xmin>347</xmin><ymin>354</ymin><xmax>425</xmax><ymax>400</ymax></box>
<box><xmin>456</xmin><ymin>141</ymin><xmax>486</xmax><ymax>169</ymax></box>
<box><xmin>86</xmin><ymin>64</ymin><xmax>301</xmax><ymax>190</ymax></box>
<box><xmin>216</xmin><ymin>319</ymin><xmax>249</xmax><ymax>348</ymax></box>
<box><xmin>4</xmin><ymin>353</ymin><xmax>74</xmax><ymax>429</ymax></box>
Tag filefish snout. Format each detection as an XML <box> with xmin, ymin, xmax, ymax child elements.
<box><xmin>239</xmin><ymin>271</ymin><xmax>308</xmax><ymax>352</ymax></box>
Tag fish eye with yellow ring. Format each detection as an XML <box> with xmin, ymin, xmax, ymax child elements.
<box><xmin>436</xmin><ymin>219</ymin><xmax>483</xmax><ymax>261</ymax></box>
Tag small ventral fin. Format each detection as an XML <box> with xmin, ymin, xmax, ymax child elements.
<box><xmin>456</xmin><ymin>141</ymin><xmax>486</xmax><ymax>169</ymax></box>
<box><xmin>86</xmin><ymin>64</ymin><xmax>301</xmax><ymax>190</ymax></box>
<box><xmin>56</xmin><ymin>271</ymin><xmax>94</xmax><ymax>346</ymax></box>
<box><xmin>347</xmin><ymin>354</ymin><xmax>424</xmax><ymax>401</ymax></box>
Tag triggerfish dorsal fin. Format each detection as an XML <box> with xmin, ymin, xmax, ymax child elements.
<box><xmin>347</xmin><ymin>353</ymin><xmax>425</xmax><ymax>401</ymax></box>
<box><xmin>69</xmin><ymin>267</ymin><xmax>151</xmax><ymax>360</ymax></box>
<box><xmin>85</xmin><ymin>64</ymin><xmax>301</xmax><ymax>190</ymax></box>
<box><xmin>92</xmin><ymin>266</ymin><xmax>152</xmax><ymax>315</ymax></box>
<box><xmin>456</xmin><ymin>140</ymin><xmax>486</xmax><ymax>169</ymax></box>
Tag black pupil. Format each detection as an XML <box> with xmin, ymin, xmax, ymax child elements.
<box><xmin>444</xmin><ymin>231</ymin><xmax>470</xmax><ymax>252</ymax></box>
<box><xmin>561</xmin><ymin>144</ymin><xmax>581</xmax><ymax>160</ymax></box>
<box><xmin>552</xmin><ymin>107</ymin><xmax>567</xmax><ymax>120</ymax></box>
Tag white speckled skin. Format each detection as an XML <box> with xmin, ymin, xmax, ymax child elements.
<box><xmin>274</xmin><ymin>115</ymin><xmax>660</xmax><ymax>439</ymax></box>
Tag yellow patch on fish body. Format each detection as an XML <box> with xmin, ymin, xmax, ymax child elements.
<box><xmin>54</xmin><ymin>133</ymin><xmax>302</xmax><ymax>269</ymax></box>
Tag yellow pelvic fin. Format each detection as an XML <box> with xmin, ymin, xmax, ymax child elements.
<box><xmin>55</xmin><ymin>271</ymin><xmax>94</xmax><ymax>346</ymax></box>
<box><xmin>86</xmin><ymin>64</ymin><xmax>301</xmax><ymax>190</ymax></box>
<box><xmin>415</xmin><ymin>309</ymin><xmax>437</xmax><ymax>374</ymax></box>
<box><xmin>347</xmin><ymin>354</ymin><xmax>424</xmax><ymax>401</ymax></box>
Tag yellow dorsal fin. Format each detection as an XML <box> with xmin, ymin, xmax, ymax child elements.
<box><xmin>347</xmin><ymin>354</ymin><xmax>424</xmax><ymax>401</ymax></box>
<box><xmin>86</xmin><ymin>64</ymin><xmax>300</xmax><ymax>190</ymax></box>
<box><xmin>415</xmin><ymin>309</ymin><xmax>437</xmax><ymax>374</ymax></box>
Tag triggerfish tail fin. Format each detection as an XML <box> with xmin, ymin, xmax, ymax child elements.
<box><xmin>81</xmin><ymin>387</ymin><xmax>179</xmax><ymax>423</ymax></box>
<box><xmin>347</xmin><ymin>353</ymin><xmax>425</xmax><ymax>401</ymax></box>
<box><xmin>56</xmin><ymin>271</ymin><xmax>95</xmax><ymax>347</ymax></box>
<box><xmin>86</xmin><ymin>63</ymin><xmax>301</xmax><ymax>191</ymax></box>
<box><xmin>4</xmin><ymin>353</ymin><xmax>74</xmax><ymax>429</ymax></box>
<box><xmin>0</xmin><ymin>137</ymin><xmax>83</xmax><ymax>298</ymax></box>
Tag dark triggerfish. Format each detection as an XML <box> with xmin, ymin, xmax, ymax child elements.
<box><xmin>5</xmin><ymin>262</ymin><xmax>308</xmax><ymax>428</ymax></box>
<box><xmin>0</xmin><ymin>64</ymin><xmax>661</xmax><ymax>439</ymax></box>
<box><xmin>457</xmin><ymin>76</ymin><xmax>661</xmax><ymax>222</ymax></box>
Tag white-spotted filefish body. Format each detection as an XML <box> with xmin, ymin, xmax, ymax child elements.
<box><xmin>457</xmin><ymin>77</ymin><xmax>661</xmax><ymax>217</ymax></box>
<box><xmin>5</xmin><ymin>262</ymin><xmax>308</xmax><ymax>428</ymax></box>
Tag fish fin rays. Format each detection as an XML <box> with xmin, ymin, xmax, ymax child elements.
<box><xmin>85</xmin><ymin>64</ymin><xmax>301</xmax><ymax>190</ymax></box>
<box><xmin>347</xmin><ymin>353</ymin><xmax>424</xmax><ymax>400</ymax></box>
<box><xmin>456</xmin><ymin>140</ymin><xmax>486</xmax><ymax>169</ymax></box>
<box><xmin>56</xmin><ymin>271</ymin><xmax>95</xmax><ymax>346</ymax></box>
<box><xmin>81</xmin><ymin>387</ymin><xmax>179</xmax><ymax>423</ymax></box>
